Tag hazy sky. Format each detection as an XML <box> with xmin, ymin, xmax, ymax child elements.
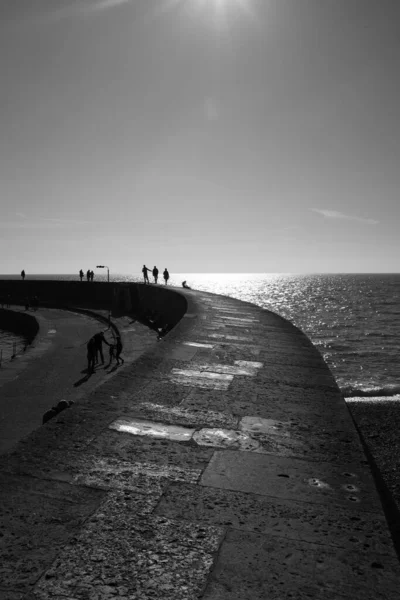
<box><xmin>1</xmin><ymin>0</ymin><xmax>399</xmax><ymax>274</ymax></box>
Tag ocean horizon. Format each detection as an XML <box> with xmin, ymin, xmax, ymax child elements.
<box><xmin>1</xmin><ymin>272</ymin><xmax>399</xmax><ymax>402</ymax></box>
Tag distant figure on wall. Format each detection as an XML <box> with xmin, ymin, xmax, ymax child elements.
<box><xmin>21</xmin><ymin>270</ymin><xmax>25</xmax><ymax>280</ymax></box>
<box><xmin>182</xmin><ymin>280</ymin><xmax>191</xmax><ymax>289</ymax></box>
<box><xmin>163</xmin><ymin>268</ymin><xmax>169</xmax><ymax>285</ymax></box>
<box><xmin>152</xmin><ymin>266</ymin><xmax>159</xmax><ymax>284</ymax></box>
<box><xmin>142</xmin><ymin>265</ymin><xmax>151</xmax><ymax>284</ymax></box>
<box><xmin>86</xmin><ymin>270</ymin><xmax>91</xmax><ymax>281</ymax></box>
<box><xmin>79</xmin><ymin>269</ymin><xmax>84</xmax><ymax>281</ymax></box>
<box><xmin>90</xmin><ymin>270</ymin><xmax>94</xmax><ymax>282</ymax></box>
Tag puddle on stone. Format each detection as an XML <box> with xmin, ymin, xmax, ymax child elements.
<box><xmin>170</xmin><ymin>368</ymin><xmax>233</xmax><ymax>390</ymax></box>
<box><xmin>193</xmin><ymin>428</ymin><xmax>261</xmax><ymax>452</ymax></box>
<box><xmin>220</xmin><ymin>316</ymin><xmax>259</xmax><ymax>322</ymax></box>
<box><xmin>207</xmin><ymin>334</ymin><xmax>253</xmax><ymax>342</ymax></box>
<box><xmin>240</xmin><ymin>416</ymin><xmax>291</xmax><ymax>438</ymax></box>
<box><xmin>110</xmin><ymin>418</ymin><xmax>195</xmax><ymax>441</ymax></box>
<box><xmin>199</xmin><ymin>363</ymin><xmax>259</xmax><ymax>376</ymax></box>
<box><xmin>184</xmin><ymin>342</ymin><xmax>214</xmax><ymax>348</ymax></box>
<box><xmin>170</xmin><ymin>370</ymin><xmax>233</xmax><ymax>390</ymax></box>
<box><xmin>307</xmin><ymin>478</ymin><xmax>331</xmax><ymax>490</ymax></box>
<box><xmin>234</xmin><ymin>360</ymin><xmax>263</xmax><ymax>370</ymax></box>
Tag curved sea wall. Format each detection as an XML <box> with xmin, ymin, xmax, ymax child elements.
<box><xmin>0</xmin><ymin>308</ymin><xmax>39</xmax><ymax>344</ymax></box>
<box><xmin>0</xmin><ymin>280</ymin><xmax>187</xmax><ymax>330</ymax></box>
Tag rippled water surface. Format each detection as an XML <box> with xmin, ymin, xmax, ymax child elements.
<box><xmin>175</xmin><ymin>274</ymin><xmax>400</xmax><ymax>398</ymax></box>
<box><xmin>1</xmin><ymin>273</ymin><xmax>399</xmax><ymax>397</ymax></box>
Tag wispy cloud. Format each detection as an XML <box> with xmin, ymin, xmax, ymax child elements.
<box><xmin>3</xmin><ymin>0</ymin><xmax>183</xmax><ymax>30</ymax></box>
<box><xmin>1</xmin><ymin>213</ymin><xmax>106</xmax><ymax>229</ymax></box>
<box><xmin>311</xmin><ymin>209</ymin><xmax>379</xmax><ymax>225</ymax></box>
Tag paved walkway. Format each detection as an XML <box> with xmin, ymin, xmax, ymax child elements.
<box><xmin>0</xmin><ymin>307</ymin><xmax>158</xmax><ymax>455</ymax></box>
<box><xmin>0</xmin><ymin>290</ymin><xmax>399</xmax><ymax>599</ymax></box>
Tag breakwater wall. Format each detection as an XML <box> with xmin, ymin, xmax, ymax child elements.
<box><xmin>0</xmin><ymin>308</ymin><xmax>39</xmax><ymax>344</ymax></box>
<box><xmin>0</xmin><ymin>281</ymin><xmax>187</xmax><ymax>331</ymax></box>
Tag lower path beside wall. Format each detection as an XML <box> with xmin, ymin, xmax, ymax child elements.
<box><xmin>0</xmin><ymin>289</ymin><xmax>399</xmax><ymax>599</ymax></box>
<box><xmin>0</xmin><ymin>307</ymin><xmax>159</xmax><ymax>455</ymax></box>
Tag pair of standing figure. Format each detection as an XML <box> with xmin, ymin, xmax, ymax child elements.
<box><xmin>142</xmin><ymin>265</ymin><xmax>169</xmax><ymax>285</ymax></box>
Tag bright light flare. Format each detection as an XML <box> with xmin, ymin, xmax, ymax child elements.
<box><xmin>188</xmin><ymin>0</ymin><xmax>255</xmax><ymax>26</ymax></box>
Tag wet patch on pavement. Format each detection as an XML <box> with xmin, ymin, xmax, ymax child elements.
<box><xmin>109</xmin><ymin>417</ymin><xmax>195</xmax><ymax>441</ymax></box>
<box><xmin>169</xmin><ymin>368</ymin><xmax>233</xmax><ymax>390</ymax></box>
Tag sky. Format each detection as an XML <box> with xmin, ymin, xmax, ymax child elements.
<box><xmin>1</xmin><ymin>0</ymin><xmax>399</xmax><ymax>274</ymax></box>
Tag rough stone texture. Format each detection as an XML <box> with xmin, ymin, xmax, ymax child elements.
<box><xmin>0</xmin><ymin>474</ymin><xmax>104</xmax><ymax>593</ymax></box>
<box><xmin>202</xmin><ymin>529</ymin><xmax>400</xmax><ymax>600</ymax></box>
<box><xmin>0</xmin><ymin>286</ymin><xmax>399</xmax><ymax>600</ymax></box>
<box><xmin>157</xmin><ymin>482</ymin><xmax>393</xmax><ymax>554</ymax></box>
<box><xmin>200</xmin><ymin>450</ymin><xmax>381</xmax><ymax>511</ymax></box>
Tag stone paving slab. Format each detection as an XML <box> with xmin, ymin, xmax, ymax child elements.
<box><xmin>200</xmin><ymin>450</ymin><xmax>381</xmax><ymax>510</ymax></box>
<box><xmin>201</xmin><ymin>529</ymin><xmax>400</xmax><ymax>600</ymax></box>
<box><xmin>157</xmin><ymin>482</ymin><xmax>393</xmax><ymax>553</ymax></box>
<box><xmin>1</xmin><ymin>286</ymin><xmax>399</xmax><ymax>599</ymax></box>
<box><xmin>0</xmin><ymin>474</ymin><xmax>105</xmax><ymax>594</ymax></box>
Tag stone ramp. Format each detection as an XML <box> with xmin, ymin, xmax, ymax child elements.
<box><xmin>0</xmin><ymin>290</ymin><xmax>399</xmax><ymax>599</ymax></box>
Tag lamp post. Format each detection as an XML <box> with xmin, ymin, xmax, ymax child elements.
<box><xmin>96</xmin><ymin>265</ymin><xmax>111</xmax><ymax>326</ymax></box>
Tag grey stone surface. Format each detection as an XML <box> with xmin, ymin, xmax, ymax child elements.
<box><xmin>1</xmin><ymin>288</ymin><xmax>399</xmax><ymax>600</ymax></box>
<box><xmin>32</xmin><ymin>494</ymin><xmax>223</xmax><ymax>600</ymax></box>
<box><xmin>200</xmin><ymin>450</ymin><xmax>381</xmax><ymax>510</ymax></box>
<box><xmin>203</xmin><ymin>529</ymin><xmax>400</xmax><ymax>600</ymax></box>
<box><xmin>0</xmin><ymin>474</ymin><xmax>104</xmax><ymax>594</ymax></box>
<box><xmin>157</xmin><ymin>482</ymin><xmax>393</xmax><ymax>553</ymax></box>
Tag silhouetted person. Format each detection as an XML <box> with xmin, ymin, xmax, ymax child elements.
<box><xmin>90</xmin><ymin>270</ymin><xmax>94</xmax><ymax>281</ymax></box>
<box><xmin>152</xmin><ymin>266</ymin><xmax>159</xmax><ymax>284</ymax></box>
<box><xmin>79</xmin><ymin>269</ymin><xmax>84</xmax><ymax>281</ymax></box>
<box><xmin>87</xmin><ymin>337</ymin><xmax>97</xmax><ymax>373</ymax></box>
<box><xmin>163</xmin><ymin>268</ymin><xmax>169</xmax><ymax>285</ymax></box>
<box><xmin>142</xmin><ymin>265</ymin><xmax>151</xmax><ymax>284</ymax></box>
<box><xmin>91</xmin><ymin>331</ymin><xmax>110</xmax><ymax>365</ymax></box>
<box><xmin>182</xmin><ymin>280</ymin><xmax>191</xmax><ymax>289</ymax></box>
<box><xmin>86</xmin><ymin>269</ymin><xmax>90</xmax><ymax>281</ymax></box>
<box><xmin>21</xmin><ymin>270</ymin><xmax>25</xmax><ymax>280</ymax></box>
<box><xmin>108</xmin><ymin>336</ymin><xmax>124</xmax><ymax>366</ymax></box>
<box><xmin>115</xmin><ymin>336</ymin><xmax>124</xmax><ymax>365</ymax></box>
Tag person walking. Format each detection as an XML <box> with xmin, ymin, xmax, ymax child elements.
<box><xmin>86</xmin><ymin>337</ymin><xmax>97</xmax><ymax>374</ymax></box>
<box><xmin>152</xmin><ymin>266</ymin><xmax>159</xmax><ymax>284</ymax></box>
<box><xmin>86</xmin><ymin>269</ymin><xmax>91</xmax><ymax>281</ymax></box>
<box><xmin>115</xmin><ymin>336</ymin><xmax>124</xmax><ymax>365</ymax></box>
<box><xmin>79</xmin><ymin>269</ymin><xmax>84</xmax><ymax>281</ymax></box>
<box><xmin>142</xmin><ymin>265</ymin><xmax>151</xmax><ymax>284</ymax></box>
<box><xmin>91</xmin><ymin>331</ymin><xmax>110</xmax><ymax>365</ymax></box>
<box><xmin>163</xmin><ymin>268</ymin><xmax>169</xmax><ymax>285</ymax></box>
<box><xmin>90</xmin><ymin>270</ymin><xmax>94</xmax><ymax>281</ymax></box>
<box><xmin>21</xmin><ymin>270</ymin><xmax>25</xmax><ymax>280</ymax></box>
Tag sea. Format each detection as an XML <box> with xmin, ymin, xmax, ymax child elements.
<box><xmin>1</xmin><ymin>273</ymin><xmax>399</xmax><ymax>402</ymax></box>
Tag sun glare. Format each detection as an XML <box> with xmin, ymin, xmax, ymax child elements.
<box><xmin>189</xmin><ymin>0</ymin><xmax>254</xmax><ymax>25</ymax></box>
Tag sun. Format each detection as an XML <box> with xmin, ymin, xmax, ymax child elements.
<box><xmin>187</xmin><ymin>0</ymin><xmax>255</xmax><ymax>25</ymax></box>
<box><xmin>194</xmin><ymin>0</ymin><xmax>253</xmax><ymax>14</ymax></box>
